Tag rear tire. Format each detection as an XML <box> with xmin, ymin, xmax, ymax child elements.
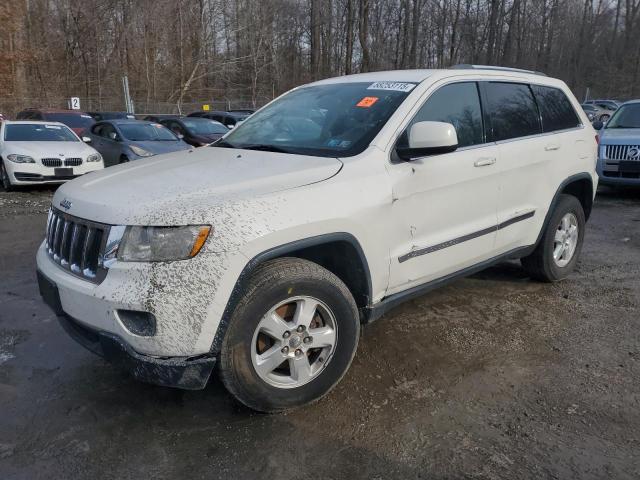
<box><xmin>219</xmin><ymin>257</ymin><xmax>360</xmax><ymax>413</ymax></box>
<box><xmin>521</xmin><ymin>194</ymin><xmax>585</xmax><ymax>282</ymax></box>
<box><xmin>600</xmin><ymin>113</ymin><xmax>610</xmax><ymax>122</ymax></box>
<box><xmin>0</xmin><ymin>161</ymin><xmax>15</xmax><ymax>192</ymax></box>
<box><xmin>119</xmin><ymin>155</ymin><xmax>129</xmax><ymax>164</ymax></box>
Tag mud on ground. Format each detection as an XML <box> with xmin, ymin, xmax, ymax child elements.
<box><xmin>0</xmin><ymin>186</ymin><xmax>638</xmax><ymax>479</ymax></box>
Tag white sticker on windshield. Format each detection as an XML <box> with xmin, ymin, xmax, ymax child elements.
<box><xmin>44</xmin><ymin>125</ymin><xmax>61</xmax><ymax>129</ymax></box>
<box><xmin>367</xmin><ymin>81</ymin><xmax>416</xmax><ymax>92</ymax></box>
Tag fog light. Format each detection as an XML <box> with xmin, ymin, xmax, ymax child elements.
<box><xmin>116</xmin><ymin>310</ymin><xmax>156</xmax><ymax>336</ymax></box>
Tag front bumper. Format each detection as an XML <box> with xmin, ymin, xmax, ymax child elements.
<box><xmin>37</xmin><ymin>269</ymin><xmax>216</xmax><ymax>389</ymax></box>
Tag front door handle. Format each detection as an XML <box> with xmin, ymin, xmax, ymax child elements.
<box><xmin>474</xmin><ymin>157</ymin><xmax>496</xmax><ymax>167</ymax></box>
<box><xmin>545</xmin><ymin>144</ymin><xmax>560</xmax><ymax>151</ymax></box>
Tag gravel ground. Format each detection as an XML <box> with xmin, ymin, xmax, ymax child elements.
<box><xmin>0</xmin><ymin>186</ymin><xmax>638</xmax><ymax>479</ymax></box>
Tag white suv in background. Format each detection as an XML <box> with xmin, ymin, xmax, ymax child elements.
<box><xmin>0</xmin><ymin>120</ymin><xmax>104</xmax><ymax>191</ymax></box>
<box><xmin>37</xmin><ymin>66</ymin><xmax>597</xmax><ymax>412</ymax></box>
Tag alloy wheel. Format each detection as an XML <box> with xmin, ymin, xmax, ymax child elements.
<box><xmin>553</xmin><ymin>213</ymin><xmax>579</xmax><ymax>267</ymax></box>
<box><xmin>251</xmin><ymin>295</ymin><xmax>338</xmax><ymax>389</ymax></box>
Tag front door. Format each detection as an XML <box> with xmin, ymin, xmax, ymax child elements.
<box><xmin>387</xmin><ymin>81</ymin><xmax>501</xmax><ymax>295</ymax></box>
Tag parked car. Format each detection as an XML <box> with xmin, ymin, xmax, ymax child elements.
<box><xmin>37</xmin><ymin>66</ymin><xmax>597</xmax><ymax>412</ymax></box>
<box><xmin>583</xmin><ymin>100</ymin><xmax>619</xmax><ymax>122</ymax></box>
<box><xmin>594</xmin><ymin>100</ymin><xmax>640</xmax><ymax>186</ymax></box>
<box><xmin>226</xmin><ymin>109</ymin><xmax>255</xmax><ymax>115</ymax></box>
<box><xmin>88</xmin><ymin>111</ymin><xmax>136</xmax><ymax>122</ymax></box>
<box><xmin>581</xmin><ymin>104</ymin><xmax>599</xmax><ymax>121</ymax></box>
<box><xmin>160</xmin><ymin>117</ymin><xmax>228</xmax><ymax>147</ymax></box>
<box><xmin>142</xmin><ymin>114</ymin><xmax>182</xmax><ymax>123</ymax></box>
<box><xmin>0</xmin><ymin>120</ymin><xmax>103</xmax><ymax>191</ymax></box>
<box><xmin>16</xmin><ymin>109</ymin><xmax>95</xmax><ymax>135</ymax></box>
<box><xmin>83</xmin><ymin>119</ymin><xmax>191</xmax><ymax>166</ymax></box>
<box><xmin>187</xmin><ymin>110</ymin><xmax>249</xmax><ymax>128</ymax></box>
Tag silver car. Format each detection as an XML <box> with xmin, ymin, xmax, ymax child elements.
<box><xmin>595</xmin><ymin>100</ymin><xmax>640</xmax><ymax>186</ymax></box>
<box><xmin>584</xmin><ymin>100</ymin><xmax>619</xmax><ymax>122</ymax></box>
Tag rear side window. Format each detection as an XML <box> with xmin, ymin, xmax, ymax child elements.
<box><xmin>532</xmin><ymin>85</ymin><xmax>581</xmax><ymax>132</ymax></box>
<box><xmin>485</xmin><ymin>82</ymin><xmax>541</xmax><ymax>141</ymax></box>
<box><xmin>408</xmin><ymin>82</ymin><xmax>483</xmax><ymax>148</ymax></box>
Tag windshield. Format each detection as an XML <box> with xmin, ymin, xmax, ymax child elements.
<box><xmin>45</xmin><ymin>113</ymin><xmax>95</xmax><ymax>129</ymax></box>
<box><xmin>182</xmin><ymin>118</ymin><xmax>228</xmax><ymax>135</ymax></box>
<box><xmin>119</xmin><ymin>123</ymin><xmax>178</xmax><ymax>141</ymax></box>
<box><xmin>605</xmin><ymin>104</ymin><xmax>640</xmax><ymax>129</ymax></box>
<box><xmin>4</xmin><ymin>124</ymin><xmax>78</xmax><ymax>142</ymax></box>
<box><xmin>221</xmin><ymin>81</ymin><xmax>416</xmax><ymax>157</ymax></box>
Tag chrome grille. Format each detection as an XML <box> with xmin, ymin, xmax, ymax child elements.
<box><xmin>42</xmin><ymin>158</ymin><xmax>63</xmax><ymax>167</ymax></box>
<box><xmin>45</xmin><ymin>208</ymin><xmax>109</xmax><ymax>283</ymax></box>
<box><xmin>64</xmin><ymin>158</ymin><xmax>82</xmax><ymax>166</ymax></box>
<box><xmin>604</xmin><ymin>144</ymin><xmax>640</xmax><ymax>162</ymax></box>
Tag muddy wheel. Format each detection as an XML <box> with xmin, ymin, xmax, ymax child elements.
<box><xmin>521</xmin><ymin>194</ymin><xmax>585</xmax><ymax>282</ymax></box>
<box><xmin>219</xmin><ymin>257</ymin><xmax>360</xmax><ymax>413</ymax></box>
<box><xmin>0</xmin><ymin>161</ymin><xmax>14</xmax><ymax>192</ymax></box>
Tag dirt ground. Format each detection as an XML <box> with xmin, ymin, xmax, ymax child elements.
<box><xmin>0</xmin><ymin>185</ymin><xmax>638</xmax><ymax>480</ymax></box>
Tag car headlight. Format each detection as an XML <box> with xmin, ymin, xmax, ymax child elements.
<box><xmin>130</xmin><ymin>145</ymin><xmax>154</xmax><ymax>157</ymax></box>
<box><xmin>87</xmin><ymin>153</ymin><xmax>102</xmax><ymax>162</ymax></box>
<box><xmin>7</xmin><ymin>154</ymin><xmax>35</xmax><ymax>163</ymax></box>
<box><xmin>118</xmin><ymin>225</ymin><xmax>211</xmax><ymax>262</ymax></box>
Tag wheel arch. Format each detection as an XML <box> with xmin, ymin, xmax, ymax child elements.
<box><xmin>209</xmin><ymin>233</ymin><xmax>373</xmax><ymax>354</ymax></box>
<box><xmin>534</xmin><ymin>172</ymin><xmax>594</xmax><ymax>248</ymax></box>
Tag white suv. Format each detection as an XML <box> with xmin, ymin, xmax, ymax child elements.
<box><xmin>36</xmin><ymin>66</ymin><xmax>597</xmax><ymax>412</ymax></box>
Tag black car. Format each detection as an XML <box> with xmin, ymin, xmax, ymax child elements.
<box><xmin>143</xmin><ymin>114</ymin><xmax>182</xmax><ymax>123</ymax></box>
<box><xmin>88</xmin><ymin>111</ymin><xmax>136</xmax><ymax>121</ymax></box>
<box><xmin>187</xmin><ymin>110</ymin><xmax>250</xmax><ymax>128</ymax></box>
<box><xmin>160</xmin><ymin>117</ymin><xmax>229</xmax><ymax>147</ymax></box>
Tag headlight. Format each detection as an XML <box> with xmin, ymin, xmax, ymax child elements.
<box><xmin>87</xmin><ymin>153</ymin><xmax>102</xmax><ymax>162</ymax></box>
<box><xmin>118</xmin><ymin>225</ymin><xmax>211</xmax><ymax>262</ymax></box>
<box><xmin>130</xmin><ymin>145</ymin><xmax>154</xmax><ymax>157</ymax></box>
<box><xmin>7</xmin><ymin>154</ymin><xmax>35</xmax><ymax>163</ymax></box>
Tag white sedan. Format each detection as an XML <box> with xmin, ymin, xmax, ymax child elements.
<box><xmin>0</xmin><ymin>120</ymin><xmax>104</xmax><ymax>191</ymax></box>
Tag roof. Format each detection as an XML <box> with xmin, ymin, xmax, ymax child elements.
<box><xmin>102</xmin><ymin>119</ymin><xmax>155</xmax><ymax>125</ymax></box>
<box><xmin>309</xmin><ymin>66</ymin><xmax>564</xmax><ymax>88</ymax></box>
<box><xmin>1</xmin><ymin>120</ymin><xmax>68</xmax><ymax>126</ymax></box>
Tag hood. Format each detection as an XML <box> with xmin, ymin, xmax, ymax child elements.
<box><xmin>53</xmin><ymin>146</ymin><xmax>343</xmax><ymax>224</ymax></box>
<box><xmin>5</xmin><ymin>141</ymin><xmax>97</xmax><ymax>159</ymax></box>
<box><xmin>599</xmin><ymin>128</ymin><xmax>640</xmax><ymax>144</ymax></box>
<box><xmin>129</xmin><ymin>140</ymin><xmax>191</xmax><ymax>155</ymax></box>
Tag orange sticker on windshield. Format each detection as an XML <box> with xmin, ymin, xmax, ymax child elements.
<box><xmin>356</xmin><ymin>96</ymin><xmax>379</xmax><ymax>108</ymax></box>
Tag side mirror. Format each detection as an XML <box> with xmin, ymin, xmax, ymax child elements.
<box><xmin>396</xmin><ymin>121</ymin><xmax>458</xmax><ymax>160</ymax></box>
<box><xmin>592</xmin><ymin>120</ymin><xmax>604</xmax><ymax>130</ymax></box>
<box><xmin>82</xmin><ymin>136</ymin><xmax>91</xmax><ymax>143</ymax></box>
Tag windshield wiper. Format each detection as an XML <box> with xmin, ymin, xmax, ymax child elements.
<box><xmin>212</xmin><ymin>139</ymin><xmax>236</xmax><ymax>148</ymax></box>
<box><xmin>240</xmin><ymin>144</ymin><xmax>293</xmax><ymax>154</ymax></box>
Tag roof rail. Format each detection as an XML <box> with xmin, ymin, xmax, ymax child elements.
<box><xmin>450</xmin><ymin>64</ymin><xmax>547</xmax><ymax>77</ymax></box>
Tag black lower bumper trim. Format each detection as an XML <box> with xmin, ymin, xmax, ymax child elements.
<box><xmin>57</xmin><ymin>314</ymin><xmax>216</xmax><ymax>390</ymax></box>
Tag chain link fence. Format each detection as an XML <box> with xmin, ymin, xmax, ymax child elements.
<box><xmin>0</xmin><ymin>95</ymin><xmax>271</xmax><ymax>119</ymax></box>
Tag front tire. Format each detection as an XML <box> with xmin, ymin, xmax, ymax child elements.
<box><xmin>0</xmin><ymin>161</ymin><xmax>14</xmax><ymax>192</ymax></box>
<box><xmin>219</xmin><ymin>257</ymin><xmax>360</xmax><ymax>412</ymax></box>
<box><xmin>521</xmin><ymin>194</ymin><xmax>585</xmax><ymax>282</ymax></box>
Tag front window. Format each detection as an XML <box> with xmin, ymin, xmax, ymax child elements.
<box><xmin>119</xmin><ymin>123</ymin><xmax>179</xmax><ymax>141</ymax></box>
<box><xmin>605</xmin><ymin>104</ymin><xmax>640</xmax><ymax>129</ymax></box>
<box><xmin>44</xmin><ymin>113</ymin><xmax>95</xmax><ymax>129</ymax></box>
<box><xmin>4</xmin><ymin>124</ymin><xmax>79</xmax><ymax>142</ymax></box>
<box><xmin>182</xmin><ymin>118</ymin><xmax>228</xmax><ymax>135</ymax></box>
<box><xmin>220</xmin><ymin>82</ymin><xmax>416</xmax><ymax>157</ymax></box>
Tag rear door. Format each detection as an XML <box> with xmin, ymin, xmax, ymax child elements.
<box><xmin>482</xmin><ymin>82</ymin><xmax>559</xmax><ymax>253</ymax></box>
<box><xmin>387</xmin><ymin>81</ymin><xmax>501</xmax><ymax>294</ymax></box>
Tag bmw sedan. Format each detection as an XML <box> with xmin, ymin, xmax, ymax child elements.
<box><xmin>84</xmin><ymin>119</ymin><xmax>191</xmax><ymax>166</ymax></box>
<box><xmin>0</xmin><ymin>120</ymin><xmax>103</xmax><ymax>191</ymax></box>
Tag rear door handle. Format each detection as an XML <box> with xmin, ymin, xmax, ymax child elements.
<box><xmin>474</xmin><ymin>157</ymin><xmax>496</xmax><ymax>167</ymax></box>
<box><xmin>545</xmin><ymin>144</ymin><xmax>560</xmax><ymax>151</ymax></box>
